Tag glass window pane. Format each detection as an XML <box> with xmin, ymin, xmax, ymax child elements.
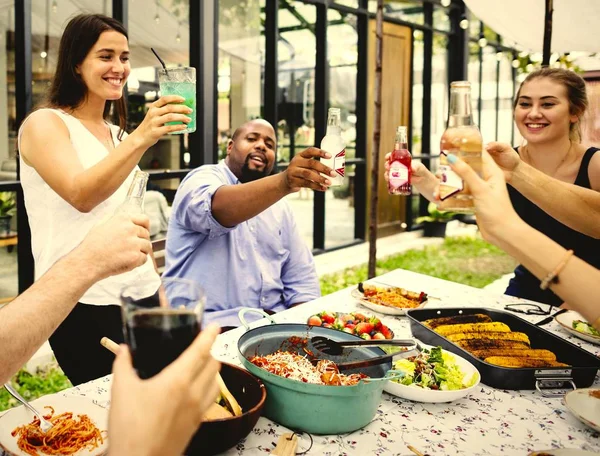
<box><xmin>0</xmin><ymin>1</ymin><xmax>17</xmax><ymax>301</ymax></box>
<box><xmin>498</xmin><ymin>52</ymin><xmax>514</xmax><ymax>143</ymax></box>
<box><xmin>218</xmin><ymin>0</ymin><xmax>264</xmax><ymax>161</ymax></box>
<box><xmin>479</xmin><ymin>46</ymin><xmax>497</xmax><ymax>144</ymax></box>
<box><xmin>279</xmin><ymin>1</ymin><xmax>316</xmax><ymax>248</ymax></box>
<box><xmin>369</xmin><ymin>1</ymin><xmax>424</xmax><ymax>24</ymax></box>
<box><xmin>412</xmin><ymin>30</ymin><xmax>424</xmax><ymax>159</ymax></box>
<box><xmin>325</xmin><ymin>14</ymin><xmax>357</xmax><ymax>250</ymax></box>
<box><xmin>128</xmin><ymin>0</ymin><xmax>188</xmax><ymax>176</ymax></box>
<box><xmin>433</xmin><ymin>5</ymin><xmax>450</xmax><ymax>32</ymax></box>
<box><xmin>430</xmin><ymin>34</ymin><xmax>448</xmax><ymax>175</ymax></box>
<box><xmin>468</xmin><ymin>42</ymin><xmax>481</xmax><ymax>126</ymax></box>
<box><xmin>334</xmin><ymin>0</ymin><xmax>359</xmax><ymax>8</ymax></box>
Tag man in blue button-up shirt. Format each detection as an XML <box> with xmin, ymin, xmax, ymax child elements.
<box><xmin>164</xmin><ymin>119</ymin><xmax>338</xmax><ymax>327</ymax></box>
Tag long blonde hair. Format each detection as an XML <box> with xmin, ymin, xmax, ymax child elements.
<box><xmin>514</xmin><ymin>68</ymin><xmax>588</xmax><ymax>143</ymax></box>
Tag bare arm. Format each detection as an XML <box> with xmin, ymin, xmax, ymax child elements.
<box><xmin>487</xmin><ymin>142</ymin><xmax>600</xmax><ymax>239</ymax></box>
<box><xmin>0</xmin><ymin>214</ymin><xmax>152</xmax><ymax>384</ymax></box>
<box><xmin>212</xmin><ymin>147</ymin><xmax>335</xmax><ymax>227</ymax></box>
<box><xmin>510</xmin><ymin>162</ymin><xmax>600</xmax><ymax>238</ymax></box>
<box><xmin>448</xmin><ymin>151</ymin><xmax>600</xmax><ymax>325</ymax></box>
<box><xmin>19</xmin><ymin>97</ymin><xmax>191</xmax><ymax>213</ymax></box>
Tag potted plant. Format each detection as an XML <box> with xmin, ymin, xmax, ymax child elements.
<box><xmin>415</xmin><ymin>202</ymin><xmax>456</xmax><ymax>238</ymax></box>
<box><xmin>0</xmin><ymin>192</ymin><xmax>16</xmax><ymax>237</ymax></box>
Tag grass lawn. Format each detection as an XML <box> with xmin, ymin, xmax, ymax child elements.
<box><xmin>1</xmin><ymin>235</ymin><xmax>516</xmax><ymax>412</ymax></box>
<box><xmin>320</xmin><ymin>235</ymin><xmax>517</xmax><ymax>295</ymax></box>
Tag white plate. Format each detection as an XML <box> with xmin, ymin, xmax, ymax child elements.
<box><xmin>0</xmin><ymin>395</ymin><xmax>108</xmax><ymax>456</ymax></box>
<box><xmin>564</xmin><ymin>388</ymin><xmax>600</xmax><ymax>433</ymax></box>
<box><xmin>555</xmin><ymin>311</ymin><xmax>600</xmax><ymax>346</ymax></box>
<box><xmin>383</xmin><ymin>346</ymin><xmax>481</xmax><ymax>403</ymax></box>
<box><xmin>350</xmin><ymin>288</ymin><xmax>427</xmax><ymax>316</ymax></box>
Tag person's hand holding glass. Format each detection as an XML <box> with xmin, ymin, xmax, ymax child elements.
<box><xmin>120</xmin><ymin>277</ymin><xmax>206</xmax><ymax>379</ymax></box>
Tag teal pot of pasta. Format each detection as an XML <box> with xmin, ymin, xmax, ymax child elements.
<box><xmin>237</xmin><ymin>309</ymin><xmax>402</xmax><ymax>435</ymax></box>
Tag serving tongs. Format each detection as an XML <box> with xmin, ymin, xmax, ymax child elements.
<box><xmin>311</xmin><ymin>336</ymin><xmax>417</xmax><ymax>355</ymax></box>
<box><xmin>310</xmin><ymin>336</ymin><xmax>420</xmax><ymax>371</ymax></box>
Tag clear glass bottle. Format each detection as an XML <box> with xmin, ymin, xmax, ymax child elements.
<box><xmin>438</xmin><ymin>81</ymin><xmax>483</xmax><ymax>212</ymax></box>
<box><xmin>117</xmin><ymin>170</ymin><xmax>149</xmax><ymax>214</ymax></box>
<box><xmin>387</xmin><ymin>126</ymin><xmax>412</xmax><ymax>196</ymax></box>
<box><xmin>320</xmin><ymin>108</ymin><xmax>346</xmax><ymax>187</ymax></box>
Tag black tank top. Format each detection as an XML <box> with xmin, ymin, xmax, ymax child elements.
<box><xmin>507</xmin><ymin>147</ymin><xmax>600</xmax><ymax>305</ymax></box>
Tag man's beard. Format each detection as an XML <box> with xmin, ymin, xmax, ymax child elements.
<box><xmin>239</xmin><ymin>155</ymin><xmax>270</xmax><ymax>183</ymax></box>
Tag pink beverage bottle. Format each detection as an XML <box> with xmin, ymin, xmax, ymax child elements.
<box><xmin>387</xmin><ymin>126</ymin><xmax>412</xmax><ymax>195</ymax></box>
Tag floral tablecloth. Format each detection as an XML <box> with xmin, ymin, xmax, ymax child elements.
<box><xmin>3</xmin><ymin>270</ymin><xmax>599</xmax><ymax>455</ymax></box>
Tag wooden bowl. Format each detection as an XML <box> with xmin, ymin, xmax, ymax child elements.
<box><xmin>185</xmin><ymin>362</ymin><xmax>266</xmax><ymax>456</ymax></box>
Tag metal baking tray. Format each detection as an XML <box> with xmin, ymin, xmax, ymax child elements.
<box><xmin>407</xmin><ymin>307</ymin><xmax>600</xmax><ymax>392</ymax></box>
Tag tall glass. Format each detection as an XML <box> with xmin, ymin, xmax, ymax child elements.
<box><xmin>158</xmin><ymin>67</ymin><xmax>197</xmax><ymax>134</ymax></box>
<box><xmin>120</xmin><ymin>277</ymin><xmax>205</xmax><ymax>379</ymax></box>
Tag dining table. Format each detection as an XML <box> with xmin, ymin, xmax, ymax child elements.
<box><xmin>2</xmin><ymin>269</ymin><xmax>599</xmax><ymax>455</ymax></box>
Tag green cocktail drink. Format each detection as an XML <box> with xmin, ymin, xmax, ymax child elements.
<box><xmin>158</xmin><ymin>67</ymin><xmax>196</xmax><ymax>134</ymax></box>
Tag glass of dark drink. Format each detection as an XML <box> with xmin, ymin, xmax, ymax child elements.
<box><xmin>120</xmin><ymin>278</ymin><xmax>205</xmax><ymax>379</ymax></box>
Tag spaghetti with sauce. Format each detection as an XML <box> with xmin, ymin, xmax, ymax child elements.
<box><xmin>250</xmin><ymin>351</ymin><xmax>368</xmax><ymax>386</ymax></box>
<box><xmin>11</xmin><ymin>406</ymin><xmax>105</xmax><ymax>456</ymax></box>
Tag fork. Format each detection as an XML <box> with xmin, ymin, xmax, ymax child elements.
<box><xmin>4</xmin><ymin>383</ymin><xmax>53</xmax><ymax>432</ymax></box>
<box><xmin>311</xmin><ymin>336</ymin><xmax>417</xmax><ymax>356</ymax></box>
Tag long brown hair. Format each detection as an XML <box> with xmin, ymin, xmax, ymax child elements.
<box><xmin>46</xmin><ymin>14</ymin><xmax>128</xmax><ymax>139</ymax></box>
<box><xmin>514</xmin><ymin>68</ymin><xmax>588</xmax><ymax>143</ymax></box>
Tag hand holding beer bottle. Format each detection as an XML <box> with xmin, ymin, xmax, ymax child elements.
<box><xmin>437</xmin><ymin>81</ymin><xmax>483</xmax><ymax>212</ymax></box>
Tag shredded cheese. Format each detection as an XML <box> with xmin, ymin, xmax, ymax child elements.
<box><xmin>250</xmin><ymin>351</ymin><xmax>367</xmax><ymax>386</ymax></box>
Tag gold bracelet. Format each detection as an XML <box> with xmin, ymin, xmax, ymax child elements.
<box><xmin>540</xmin><ymin>249</ymin><xmax>574</xmax><ymax>290</ymax></box>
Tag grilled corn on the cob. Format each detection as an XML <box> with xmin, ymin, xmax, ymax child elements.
<box><xmin>484</xmin><ymin>356</ymin><xmax>568</xmax><ymax>368</ymax></box>
<box><xmin>423</xmin><ymin>314</ymin><xmax>492</xmax><ymax>329</ymax></box>
<box><xmin>456</xmin><ymin>339</ymin><xmax>531</xmax><ymax>351</ymax></box>
<box><xmin>471</xmin><ymin>349</ymin><xmax>556</xmax><ymax>361</ymax></box>
<box><xmin>435</xmin><ymin>322</ymin><xmax>510</xmax><ymax>337</ymax></box>
<box><xmin>447</xmin><ymin>331</ymin><xmax>530</xmax><ymax>345</ymax></box>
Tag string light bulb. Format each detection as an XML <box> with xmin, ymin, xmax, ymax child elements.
<box><xmin>459</xmin><ymin>18</ymin><xmax>469</xmax><ymax>30</ymax></box>
<box><xmin>154</xmin><ymin>2</ymin><xmax>160</xmax><ymax>24</ymax></box>
<box><xmin>176</xmin><ymin>23</ymin><xmax>181</xmax><ymax>43</ymax></box>
<box><xmin>441</xmin><ymin>0</ymin><xmax>451</xmax><ymax>6</ymax></box>
<box><xmin>512</xmin><ymin>59</ymin><xmax>520</xmax><ymax>69</ymax></box>
<box><xmin>478</xmin><ymin>37</ymin><xmax>487</xmax><ymax>48</ymax></box>
<box><xmin>51</xmin><ymin>0</ymin><xmax>57</xmax><ymax>13</ymax></box>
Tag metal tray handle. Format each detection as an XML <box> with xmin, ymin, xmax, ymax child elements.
<box><xmin>535</xmin><ymin>369</ymin><xmax>576</xmax><ymax>397</ymax></box>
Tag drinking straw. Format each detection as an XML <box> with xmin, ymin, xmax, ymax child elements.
<box><xmin>151</xmin><ymin>47</ymin><xmax>168</xmax><ymax>77</ymax></box>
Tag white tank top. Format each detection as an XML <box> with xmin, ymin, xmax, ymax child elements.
<box><xmin>19</xmin><ymin>108</ymin><xmax>159</xmax><ymax>306</ymax></box>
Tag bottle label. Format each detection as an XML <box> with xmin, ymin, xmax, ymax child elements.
<box><xmin>333</xmin><ymin>148</ymin><xmax>346</xmax><ymax>178</ymax></box>
<box><xmin>389</xmin><ymin>161</ymin><xmax>408</xmax><ymax>188</ymax></box>
<box><xmin>439</xmin><ymin>163</ymin><xmax>463</xmax><ymax>200</ymax></box>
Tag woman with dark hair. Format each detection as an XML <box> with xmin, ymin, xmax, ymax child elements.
<box><xmin>18</xmin><ymin>14</ymin><xmax>192</xmax><ymax>385</ymax></box>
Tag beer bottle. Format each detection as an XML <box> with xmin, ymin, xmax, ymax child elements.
<box><xmin>320</xmin><ymin>108</ymin><xmax>346</xmax><ymax>187</ymax></box>
<box><xmin>438</xmin><ymin>81</ymin><xmax>483</xmax><ymax>212</ymax></box>
<box><xmin>387</xmin><ymin>126</ymin><xmax>412</xmax><ymax>196</ymax></box>
<box><xmin>117</xmin><ymin>170</ymin><xmax>149</xmax><ymax>215</ymax></box>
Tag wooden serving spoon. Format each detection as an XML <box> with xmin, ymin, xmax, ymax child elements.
<box><xmin>100</xmin><ymin>337</ymin><xmax>243</xmax><ymax>416</ymax></box>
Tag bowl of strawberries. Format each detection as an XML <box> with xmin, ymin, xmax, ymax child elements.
<box><xmin>306</xmin><ymin>311</ymin><xmax>394</xmax><ymax>340</ymax></box>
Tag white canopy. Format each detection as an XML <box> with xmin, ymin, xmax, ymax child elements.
<box><xmin>464</xmin><ymin>0</ymin><xmax>600</xmax><ymax>53</ymax></box>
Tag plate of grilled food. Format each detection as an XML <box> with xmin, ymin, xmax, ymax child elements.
<box><xmin>351</xmin><ymin>282</ymin><xmax>428</xmax><ymax>316</ymax></box>
<box><xmin>555</xmin><ymin>311</ymin><xmax>600</xmax><ymax>346</ymax></box>
<box><xmin>422</xmin><ymin>313</ymin><xmax>568</xmax><ymax>369</ymax></box>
